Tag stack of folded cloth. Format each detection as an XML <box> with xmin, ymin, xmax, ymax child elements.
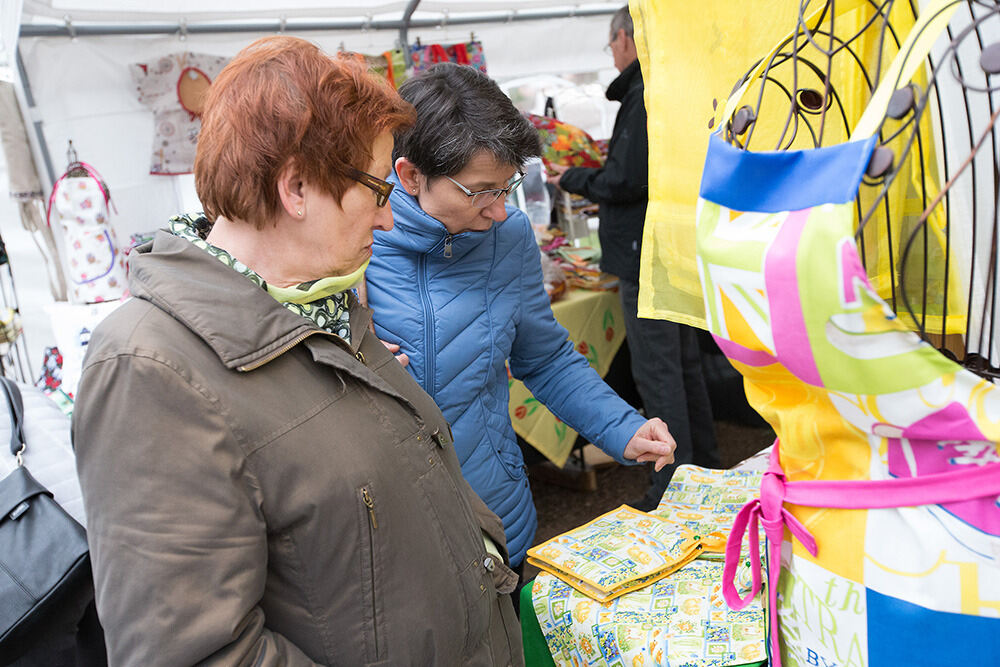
<box><xmin>651</xmin><ymin>465</ymin><xmax>764</xmax><ymax>561</ymax></box>
<box><xmin>526</xmin><ymin>504</ymin><xmax>703</xmax><ymax>602</ymax></box>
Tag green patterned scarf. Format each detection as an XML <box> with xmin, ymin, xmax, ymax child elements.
<box><xmin>168</xmin><ymin>214</ymin><xmax>358</xmax><ymax>343</ymax></box>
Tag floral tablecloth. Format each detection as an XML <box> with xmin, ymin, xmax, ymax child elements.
<box><xmin>508</xmin><ymin>287</ymin><xmax>625</xmax><ymax>466</ymax></box>
<box><xmin>531</xmin><ymin>465</ymin><xmax>767</xmax><ymax>667</ymax></box>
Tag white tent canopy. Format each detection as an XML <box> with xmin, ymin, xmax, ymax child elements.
<box><xmin>8</xmin><ymin>0</ymin><xmax>621</xmax><ymax>242</ymax></box>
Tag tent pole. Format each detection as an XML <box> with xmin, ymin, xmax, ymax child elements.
<box><xmin>399</xmin><ymin>0</ymin><xmax>422</xmax><ymax>62</ymax></box>
<box><xmin>19</xmin><ymin>7</ymin><xmax>616</xmax><ymax>38</ymax></box>
<box><xmin>14</xmin><ymin>46</ymin><xmax>55</xmax><ymax>190</ymax></box>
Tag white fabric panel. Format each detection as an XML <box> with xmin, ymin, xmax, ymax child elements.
<box><xmin>18</xmin><ymin>14</ymin><xmax>613</xmax><ymax>239</ymax></box>
<box><xmin>1</xmin><ymin>0</ymin><xmax>23</xmax><ymax>64</ymax></box>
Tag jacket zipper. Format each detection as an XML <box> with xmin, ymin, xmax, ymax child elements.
<box><xmin>237</xmin><ymin>329</ymin><xmax>363</xmax><ymax>372</ymax></box>
<box><xmin>362</xmin><ymin>487</ymin><xmax>377</xmax><ymax>530</ymax></box>
<box><xmin>417</xmin><ymin>254</ymin><xmax>436</xmax><ymax>396</ymax></box>
<box><xmin>360</xmin><ymin>486</ymin><xmax>379</xmax><ymax>658</ymax></box>
<box><xmin>442</xmin><ymin>234</ymin><xmax>454</xmax><ymax>258</ymax></box>
<box><xmin>237</xmin><ymin>331</ymin><xmax>323</xmax><ymax>371</ymax></box>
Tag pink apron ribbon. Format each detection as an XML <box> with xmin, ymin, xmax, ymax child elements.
<box><xmin>723</xmin><ymin>442</ymin><xmax>1000</xmax><ymax>667</ymax></box>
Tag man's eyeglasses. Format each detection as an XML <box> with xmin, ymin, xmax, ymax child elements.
<box><xmin>603</xmin><ymin>32</ymin><xmax>619</xmax><ymax>55</ymax></box>
<box><xmin>348</xmin><ymin>168</ymin><xmax>394</xmax><ymax>207</ymax></box>
<box><xmin>444</xmin><ymin>172</ymin><xmax>525</xmax><ymax>209</ymax></box>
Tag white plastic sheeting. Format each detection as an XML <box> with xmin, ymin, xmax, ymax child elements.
<box><xmin>9</xmin><ymin>2</ymin><xmax>622</xmax><ymax>241</ymax></box>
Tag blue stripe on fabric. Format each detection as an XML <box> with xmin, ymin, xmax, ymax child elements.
<box><xmin>867</xmin><ymin>587</ymin><xmax>1000</xmax><ymax>665</ymax></box>
<box><xmin>698</xmin><ymin>133</ymin><xmax>878</xmax><ymax>212</ymax></box>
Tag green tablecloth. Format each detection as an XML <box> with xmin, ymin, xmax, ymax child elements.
<box><xmin>521</xmin><ymin>583</ymin><xmax>556</xmax><ymax>667</ymax></box>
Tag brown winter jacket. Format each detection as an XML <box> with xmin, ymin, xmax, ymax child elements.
<box><xmin>72</xmin><ymin>231</ymin><xmax>523</xmax><ymax>666</ymax></box>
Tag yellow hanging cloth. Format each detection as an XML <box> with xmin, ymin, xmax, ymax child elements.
<box><xmin>632</xmin><ymin>0</ymin><xmax>966</xmax><ymax>334</ymax></box>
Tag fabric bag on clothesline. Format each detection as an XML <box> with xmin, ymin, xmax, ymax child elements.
<box><xmin>409</xmin><ymin>40</ymin><xmax>487</xmax><ymax>76</ymax></box>
<box><xmin>342</xmin><ymin>49</ymin><xmax>409</xmax><ymax>89</ymax></box>
<box><xmin>697</xmin><ymin>2</ymin><xmax>1000</xmax><ymax>666</ymax></box>
<box><xmin>47</xmin><ymin>160</ymin><xmax>127</xmax><ymax>305</ymax></box>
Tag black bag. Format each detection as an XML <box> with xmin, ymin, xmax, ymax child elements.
<box><xmin>0</xmin><ymin>377</ymin><xmax>91</xmax><ymax>664</ymax></box>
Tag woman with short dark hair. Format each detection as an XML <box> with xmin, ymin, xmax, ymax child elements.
<box><xmin>365</xmin><ymin>63</ymin><xmax>677</xmax><ymax>575</ymax></box>
<box><xmin>73</xmin><ymin>37</ymin><xmax>523</xmax><ymax>665</ymax></box>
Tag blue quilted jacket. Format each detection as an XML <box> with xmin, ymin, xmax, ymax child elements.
<box><xmin>367</xmin><ymin>174</ymin><xmax>647</xmax><ymax>565</ymax></box>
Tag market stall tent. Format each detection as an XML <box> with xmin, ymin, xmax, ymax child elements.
<box><xmin>6</xmin><ymin>0</ymin><xmax>622</xmax><ymax>247</ymax></box>
<box><xmin>0</xmin><ymin>0</ymin><xmax>624</xmax><ymax>377</ymax></box>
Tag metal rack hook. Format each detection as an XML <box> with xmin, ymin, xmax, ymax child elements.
<box><xmin>178</xmin><ymin>17</ymin><xmax>188</xmax><ymax>41</ymax></box>
<box><xmin>65</xmin><ymin>140</ymin><xmax>87</xmax><ymax>177</ymax></box>
<box><xmin>63</xmin><ymin>15</ymin><xmax>77</xmax><ymax>40</ymax></box>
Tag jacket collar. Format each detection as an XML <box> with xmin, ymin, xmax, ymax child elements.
<box><xmin>128</xmin><ymin>231</ymin><xmax>371</xmax><ymax>371</ymax></box>
<box><xmin>375</xmin><ymin>169</ymin><xmax>503</xmax><ymax>258</ymax></box>
<box><xmin>606</xmin><ymin>58</ymin><xmax>642</xmax><ymax>102</ymax></box>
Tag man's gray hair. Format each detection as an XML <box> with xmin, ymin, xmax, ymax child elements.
<box><xmin>610</xmin><ymin>5</ymin><xmax>633</xmax><ymax>38</ymax></box>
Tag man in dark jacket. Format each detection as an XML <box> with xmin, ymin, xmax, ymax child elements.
<box><xmin>549</xmin><ymin>5</ymin><xmax>720</xmax><ymax>510</ymax></box>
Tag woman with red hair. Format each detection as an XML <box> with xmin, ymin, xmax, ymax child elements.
<box><xmin>72</xmin><ymin>36</ymin><xmax>523</xmax><ymax>665</ymax></box>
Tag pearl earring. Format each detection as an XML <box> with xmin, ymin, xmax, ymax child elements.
<box><xmin>297</xmin><ymin>210</ymin><xmax>303</xmax><ymax>216</ymax></box>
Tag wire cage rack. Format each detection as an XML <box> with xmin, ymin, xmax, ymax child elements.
<box><xmin>0</xmin><ymin>229</ymin><xmax>34</xmax><ymax>383</ymax></box>
<box><xmin>718</xmin><ymin>0</ymin><xmax>1000</xmax><ymax>381</ymax></box>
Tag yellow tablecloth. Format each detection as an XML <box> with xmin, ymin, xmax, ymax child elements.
<box><xmin>508</xmin><ymin>288</ymin><xmax>625</xmax><ymax>466</ymax></box>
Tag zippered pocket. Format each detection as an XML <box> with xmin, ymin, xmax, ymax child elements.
<box><xmin>357</xmin><ymin>484</ymin><xmax>384</xmax><ymax>663</ymax></box>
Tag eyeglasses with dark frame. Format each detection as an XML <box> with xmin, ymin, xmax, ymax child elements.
<box><xmin>348</xmin><ymin>168</ymin><xmax>394</xmax><ymax>208</ymax></box>
<box><xmin>443</xmin><ymin>172</ymin><xmax>526</xmax><ymax>209</ymax></box>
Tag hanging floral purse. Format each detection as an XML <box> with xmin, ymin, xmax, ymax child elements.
<box><xmin>47</xmin><ymin>158</ymin><xmax>127</xmax><ymax>305</ymax></box>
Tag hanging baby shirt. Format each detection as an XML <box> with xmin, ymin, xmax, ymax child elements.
<box><xmin>130</xmin><ymin>52</ymin><xmax>230</xmax><ymax>175</ymax></box>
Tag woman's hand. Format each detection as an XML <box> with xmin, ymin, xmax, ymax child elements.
<box><xmin>545</xmin><ymin>163</ymin><xmax>569</xmax><ymax>186</ymax></box>
<box><xmin>381</xmin><ymin>340</ymin><xmax>410</xmax><ymax>368</ymax></box>
<box><xmin>623</xmin><ymin>418</ymin><xmax>676</xmax><ymax>471</ymax></box>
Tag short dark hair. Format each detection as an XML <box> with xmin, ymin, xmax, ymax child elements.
<box><xmin>610</xmin><ymin>5</ymin><xmax>633</xmax><ymax>38</ymax></box>
<box><xmin>393</xmin><ymin>62</ymin><xmax>540</xmax><ymax>177</ymax></box>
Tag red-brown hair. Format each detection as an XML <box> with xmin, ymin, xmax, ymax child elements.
<box><xmin>194</xmin><ymin>36</ymin><xmax>415</xmax><ymax>229</ymax></box>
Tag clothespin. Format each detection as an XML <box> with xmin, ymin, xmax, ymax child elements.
<box><xmin>177</xmin><ymin>17</ymin><xmax>188</xmax><ymax>41</ymax></box>
<box><xmin>470</xmin><ymin>31</ymin><xmax>476</xmax><ymax>42</ymax></box>
<box><xmin>63</xmin><ymin>15</ymin><xmax>77</xmax><ymax>40</ymax></box>
<box><xmin>416</xmin><ymin>36</ymin><xmax>422</xmax><ymax>47</ymax></box>
<box><xmin>278</xmin><ymin>15</ymin><xmax>286</xmax><ymax>34</ymax></box>
<box><xmin>338</xmin><ymin>41</ymin><xmax>346</xmax><ymax>53</ymax></box>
